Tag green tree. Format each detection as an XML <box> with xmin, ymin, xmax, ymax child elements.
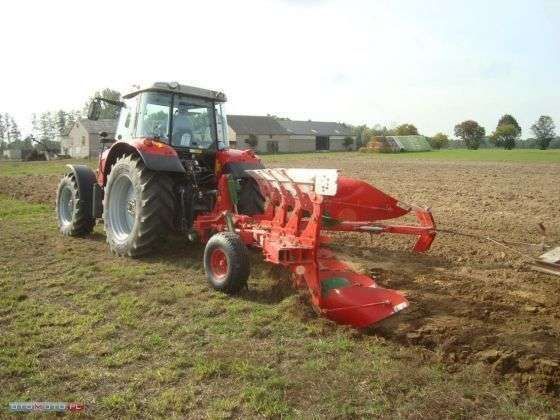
<box><xmin>343</xmin><ymin>136</ymin><xmax>354</xmax><ymax>150</ymax></box>
<box><xmin>531</xmin><ymin>115</ymin><xmax>556</xmax><ymax>150</ymax></box>
<box><xmin>55</xmin><ymin>110</ymin><xmax>68</xmax><ymax>135</ymax></box>
<box><xmin>0</xmin><ymin>114</ymin><xmax>5</xmax><ymax>141</ymax></box>
<box><xmin>48</xmin><ymin>111</ymin><xmax>57</xmax><ymax>138</ymax></box>
<box><xmin>351</xmin><ymin>124</ymin><xmax>369</xmax><ymax>148</ymax></box>
<box><xmin>429</xmin><ymin>132</ymin><xmax>449</xmax><ymax>149</ymax></box>
<box><xmin>31</xmin><ymin>113</ymin><xmax>40</xmax><ymax>139</ymax></box>
<box><xmin>493</xmin><ymin>114</ymin><xmax>521</xmax><ymax>147</ymax></box>
<box><xmin>371</xmin><ymin>124</ymin><xmax>389</xmax><ymax>136</ymax></box>
<box><xmin>245</xmin><ymin>134</ymin><xmax>258</xmax><ymax>149</ymax></box>
<box><xmin>65</xmin><ymin>110</ymin><xmax>81</xmax><ymax>132</ymax></box>
<box><xmin>8</xmin><ymin>117</ymin><xmax>21</xmax><ymax>142</ymax></box>
<box><xmin>3</xmin><ymin>113</ymin><xmax>11</xmax><ymax>142</ymax></box>
<box><xmin>84</xmin><ymin>88</ymin><xmax>122</xmax><ymax>119</ymax></box>
<box><xmin>491</xmin><ymin>124</ymin><xmax>519</xmax><ymax>149</ymax></box>
<box><xmin>454</xmin><ymin>120</ymin><xmax>485</xmax><ymax>150</ymax></box>
<box><xmin>497</xmin><ymin>114</ymin><xmax>521</xmax><ymax>134</ymax></box>
<box><xmin>393</xmin><ymin>123</ymin><xmax>419</xmax><ymax>136</ymax></box>
<box><xmin>39</xmin><ymin>112</ymin><xmax>52</xmax><ymax>141</ymax></box>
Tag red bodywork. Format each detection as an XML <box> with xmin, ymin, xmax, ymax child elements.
<box><xmin>194</xmin><ymin>149</ymin><xmax>436</xmax><ymax>328</ymax></box>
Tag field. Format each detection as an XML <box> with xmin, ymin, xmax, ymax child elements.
<box><xmin>1</xmin><ymin>150</ymin><xmax>559</xmax><ymax>417</ymax></box>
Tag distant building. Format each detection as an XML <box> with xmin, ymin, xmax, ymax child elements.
<box><xmin>278</xmin><ymin>119</ymin><xmax>355</xmax><ymax>152</ymax></box>
<box><xmin>2</xmin><ymin>149</ymin><xmax>22</xmax><ymax>160</ymax></box>
<box><xmin>60</xmin><ymin>119</ymin><xmax>117</xmax><ymax>158</ymax></box>
<box><xmin>227</xmin><ymin>115</ymin><xmax>356</xmax><ymax>153</ymax></box>
<box><xmin>227</xmin><ymin>115</ymin><xmax>290</xmax><ymax>153</ymax></box>
<box><xmin>57</xmin><ymin>115</ymin><xmax>355</xmax><ymax>157</ymax></box>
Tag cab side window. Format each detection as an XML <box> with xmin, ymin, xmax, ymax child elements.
<box><xmin>115</xmin><ymin>97</ymin><xmax>137</xmax><ymax>141</ymax></box>
<box><xmin>136</xmin><ymin>92</ymin><xmax>171</xmax><ymax>141</ymax></box>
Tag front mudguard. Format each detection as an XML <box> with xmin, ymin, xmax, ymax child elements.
<box><xmin>65</xmin><ymin>164</ymin><xmax>97</xmax><ymax>219</ymax></box>
<box><xmin>100</xmin><ymin>140</ymin><xmax>186</xmax><ymax>186</ymax></box>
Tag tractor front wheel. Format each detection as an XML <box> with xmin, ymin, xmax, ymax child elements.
<box><xmin>56</xmin><ymin>173</ymin><xmax>95</xmax><ymax>236</ymax></box>
<box><xmin>203</xmin><ymin>232</ymin><xmax>250</xmax><ymax>293</ymax></box>
<box><xmin>103</xmin><ymin>155</ymin><xmax>174</xmax><ymax>257</ymax></box>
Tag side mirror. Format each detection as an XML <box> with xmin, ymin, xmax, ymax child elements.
<box><xmin>88</xmin><ymin>100</ymin><xmax>101</xmax><ymax>121</ymax></box>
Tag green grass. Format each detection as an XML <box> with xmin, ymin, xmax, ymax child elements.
<box><xmin>0</xmin><ymin>193</ymin><xmax>557</xmax><ymax>417</ymax></box>
<box><xmin>0</xmin><ymin>158</ymin><xmax>92</xmax><ymax>177</ymax></box>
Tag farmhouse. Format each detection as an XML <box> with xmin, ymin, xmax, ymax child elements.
<box><xmin>227</xmin><ymin>115</ymin><xmax>356</xmax><ymax>153</ymax></box>
<box><xmin>227</xmin><ymin>115</ymin><xmax>290</xmax><ymax>153</ymax></box>
<box><xmin>60</xmin><ymin>119</ymin><xmax>117</xmax><ymax>158</ymax></box>
<box><xmin>278</xmin><ymin>119</ymin><xmax>355</xmax><ymax>152</ymax></box>
<box><xmin>57</xmin><ymin>115</ymin><xmax>356</xmax><ymax>157</ymax></box>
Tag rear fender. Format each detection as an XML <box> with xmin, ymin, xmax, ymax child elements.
<box><xmin>216</xmin><ymin>148</ymin><xmax>263</xmax><ymax>178</ymax></box>
<box><xmin>100</xmin><ymin>139</ymin><xmax>185</xmax><ymax>185</ymax></box>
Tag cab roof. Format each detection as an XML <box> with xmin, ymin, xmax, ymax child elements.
<box><xmin>123</xmin><ymin>82</ymin><xmax>227</xmax><ymax>102</ymax></box>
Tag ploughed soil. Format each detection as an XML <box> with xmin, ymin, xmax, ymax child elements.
<box><xmin>2</xmin><ymin>154</ymin><xmax>560</xmax><ymax>397</ymax></box>
<box><xmin>269</xmin><ymin>154</ymin><xmax>560</xmax><ymax>397</ymax></box>
<box><xmin>0</xmin><ymin>174</ymin><xmax>60</xmax><ymax>205</ymax></box>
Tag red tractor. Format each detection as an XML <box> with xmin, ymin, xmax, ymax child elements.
<box><xmin>56</xmin><ymin>82</ymin><xmax>436</xmax><ymax>328</ymax></box>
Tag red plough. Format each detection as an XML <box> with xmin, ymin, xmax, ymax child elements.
<box><xmin>195</xmin><ymin>168</ymin><xmax>436</xmax><ymax>328</ymax></box>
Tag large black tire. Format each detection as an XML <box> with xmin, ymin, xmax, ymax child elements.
<box><xmin>56</xmin><ymin>173</ymin><xmax>95</xmax><ymax>236</ymax></box>
<box><xmin>103</xmin><ymin>154</ymin><xmax>174</xmax><ymax>257</ymax></box>
<box><xmin>203</xmin><ymin>232</ymin><xmax>250</xmax><ymax>294</ymax></box>
<box><xmin>237</xmin><ymin>178</ymin><xmax>264</xmax><ymax>215</ymax></box>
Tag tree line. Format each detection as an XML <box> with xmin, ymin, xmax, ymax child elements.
<box><xmin>353</xmin><ymin>114</ymin><xmax>557</xmax><ymax>150</ymax></box>
<box><xmin>453</xmin><ymin>114</ymin><xmax>556</xmax><ymax>150</ymax></box>
<box><xmin>0</xmin><ymin>88</ymin><xmax>121</xmax><ymax>153</ymax></box>
<box><xmin>0</xmin><ymin>113</ymin><xmax>22</xmax><ymax>144</ymax></box>
<box><xmin>1</xmin><ymin>92</ymin><xmax>558</xmax><ymax>153</ymax></box>
<box><xmin>0</xmin><ymin>110</ymin><xmax>81</xmax><ymax>153</ymax></box>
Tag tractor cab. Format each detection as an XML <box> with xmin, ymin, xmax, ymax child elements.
<box><xmin>88</xmin><ymin>82</ymin><xmax>239</xmax><ymax>188</ymax></box>
<box><xmin>114</xmin><ymin>82</ymin><xmax>229</xmax><ymax>152</ymax></box>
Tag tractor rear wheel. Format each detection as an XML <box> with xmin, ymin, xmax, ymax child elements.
<box><xmin>203</xmin><ymin>232</ymin><xmax>250</xmax><ymax>293</ymax></box>
<box><xmin>103</xmin><ymin>155</ymin><xmax>174</xmax><ymax>257</ymax></box>
<box><xmin>56</xmin><ymin>173</ymin><xmax>95</xmax><ymax>236</ymax></box>
<box><xmin>237</xmin><ymin>178</ymin><xmax>264</xmax><ymax>215</ymax></box>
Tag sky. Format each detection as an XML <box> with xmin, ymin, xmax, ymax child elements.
<box><xmin>0</xmin><ymin>0</ymin><xmax>559</xmax><ymax>137</ymax></box>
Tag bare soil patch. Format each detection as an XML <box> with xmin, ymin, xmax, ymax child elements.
<box><xmin>0</xmin><ymin>175</ymin><xmax>59</xmax><ymax>205</ymax></box>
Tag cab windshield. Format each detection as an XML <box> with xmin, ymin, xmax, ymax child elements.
<box><xmin>136</xmin><ymin>92</ymin><xmax>220</xmax><ymax>150</ymax></box>
<box><xmin>171</xmin><ymin>96</ymin><xmax>216</xmax><ymax>148</ymax></box>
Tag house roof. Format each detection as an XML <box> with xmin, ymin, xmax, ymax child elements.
<box><xmin>79</xmin><ymin>119</ymin><xmax>118</xmax><ymax>135</ymax></box>
<box><xmin>278</xmin><ymin>120</ymin><xmax>353</xmax><ymax>137</ymax></box>
<box><xmin>227</xmin><ymin>115</ymin><xmax>288</xmax><ymax>135</ymax></box>
<box><xmin>227</xmin><ymin>115</ymin><xmax>354</xmax><ymax>137</ymax></box>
